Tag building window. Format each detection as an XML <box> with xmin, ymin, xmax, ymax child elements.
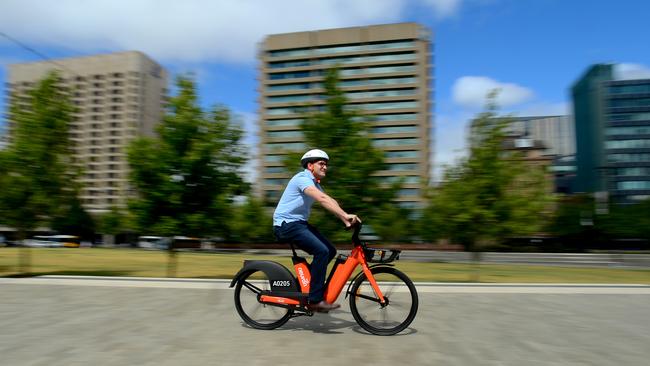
<box><xmin>340</xmin><ymin>65</ymin><xmax>415</xmax><ymax>77</ymax></box>
<box><xmin>617</xmin><ymin>167</ymin><xmax>650</xmax><ymax>176</ymax></box>
<box><xmin>264</xmin><ymin>178</ymin><xmax>287</xmax><ymax>186</ymax></box>
<box><xmin>267</xmin><ymin>130</ymin><xmax>304</xmax><ymax>139</ymax></box>
<box><xmin>605</xmin><ymin>139</ymin><xmax>650</xmax><ymax>149</ymax></box>
<box><xmin>606</xmin><ymin>126</ymin><xmax>650</xmax><ymax>136</ymax></box>
<box><xmin>609</xmin><ymin>98</ymin><xmax>650</xmax><ymax>109</ymax></box>
<box><xmin>609</xmin><ymin>84</ymin><xmax>650</xmax><ymax>94</ymax></box>
<box><xmin>265</xmin><ymin>166</ymin><xmax>286</xmax><ymax>174</ymax></box>
<box><xmin>264</xmin><ymin>190</ymin><xmax>281</xmax><ymax>200</ymax></box>
<box><xmin>352</xmin><ymin>101</ymin><xmax>418</xmax><ymax>111</ymax></box>
<box><xmin>378</xmin><ymin>176</ymin><xmax>419</xmax><ymax>184</ymax></box>
<box><xmin>617</xmin><ymin>181</ymin><xmax>650</xmax><ymax>190</ymax></box>
<box><xmin>269</xmin><ymin>71</ymin><xmax>311</xmax><ymax>80</ymax></box>
<box><xmin>264</xmin><ymin>155</ymin><xmax>286</xmax><ymax>162</ymax></box>
<box><xmin>266</xmin><ymin>94</ymin><xmax>314</xmax><ymax>103</ymax></box>
<box><xmin>608</xmin><ymin>153</ymin><xmax>650</xmax><ymax>163</ymax></box>
<box><xmin>384</xmin><ymin>163</ymin><xmax>418</xmax><ymax>171</ymax></box>
<box><xmin>268</xmin><ymin>59</ymin><xmax>311</xmax><ymax>69</ymax></box>
<box><xmin>266</xmin><ymin>119</ymin><xmax>304</xmax><ymax>127</ymax></box>
<box><xmin>371</xmin><ymin>113</ymin><xmax>418</xmax><ymax>121</ymax></box>
<box><xmin>314</xmin><ymin>44</ymin><xmax>363</xmax><ymax>54</ymax></box>
<box><xmin>384</xmin><ymin>150</ymin><xmax>419</xmax><ymax>158</ymax></box>
<box><xmin>372</xmin><ymin>126</ymin><xmax>419</xmax><ymax>134</ymax></box>
<box><xmin>264</xmin><ymin>142</ymin><xmax>306</xmax><ymax>152</ymax></box>
<box><xmin>398</xmin><ymin>188</ymin><xmax>420</xmax><ymax>196</ymax></box>
<box><xmin>372</xmin><ymin>138</ymin><xmax>420</xmax><ymax>147</ymax></box>
<box><xmin>269</xmin><ymin>48</ymin><xmax>311</xmax><ymax>58</ymax></box>
<box><xmin>346</xmin><ymin>88</ymin><xmax>416</xmax><ymax>99</ymax></box>
<box><xmin>267</xmin><ymin>83</ymin><xmax>313</xmax><ymax>92</ymax></box>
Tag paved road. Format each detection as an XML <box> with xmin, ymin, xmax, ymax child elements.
<box><xmin>1</xmin><ymin>277</ymin><xmax>649</xmax><ymax>366</ymax></box>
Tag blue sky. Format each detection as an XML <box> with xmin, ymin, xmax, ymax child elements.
<box><xmin>1</xmin><ymin>0</ymin><xmax>649</xmax><ymax>181</ymax></box>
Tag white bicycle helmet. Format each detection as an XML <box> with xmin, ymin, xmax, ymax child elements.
<box><xmin>300</xmin><ymin>149</ymin><xmax>329</xmax><ymax>168</ymax></box>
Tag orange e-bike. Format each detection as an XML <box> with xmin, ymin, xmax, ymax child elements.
<box><xmin>230</xmin><ymin>223</ymin><xmax>418</xmax><ymax>335</ymax></box>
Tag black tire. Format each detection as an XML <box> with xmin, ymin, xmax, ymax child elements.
<box><xmin>349</xmin><ymin>266</ymin><xmax>418</xmax><ymax>335</ymax></box>
<box><xmin>234</xmin><ymin>270</ymin><xmax>293</xmax><ymax>330</ymax></box>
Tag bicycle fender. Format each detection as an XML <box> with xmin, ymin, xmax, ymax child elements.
<box><xmin>229</xmin><ymin>260</ymin><xmax>299</xmax><ymax>292</ymax></box>
<box><xmin>344</xmin><ymin>263</ymin><xmax>394</xmax><ymax>298</ymax></box>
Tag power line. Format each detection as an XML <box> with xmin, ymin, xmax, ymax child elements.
<box><xmin>0</xmin><ymin>31</ymin><xmax>165</xmax><ymax>122</ymax></box>
<box><xmin>0</xmin><ymin>31</ymin><xmax>79</xmax><ymax>76</ymax></box>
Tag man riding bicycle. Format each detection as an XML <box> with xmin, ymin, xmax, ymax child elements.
<box><xmin>273</xmin><ymin>149</ymin><xmax>361</xmax><ymax>312</ymax></box>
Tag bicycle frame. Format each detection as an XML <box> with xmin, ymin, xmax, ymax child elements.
<box><xmin>232</xmin><ymin>222</ymin><xmax>416</xmax><ymax>335</ymax></box>
<box><xmin>258</xmin><ymin>228</ymin><xmax>387</xmax><ymax>309</ymax></box>
<box><xmin>324</xmin><ymin>245</ymin><xmax>386</xmax><ymax>304</ymax></box>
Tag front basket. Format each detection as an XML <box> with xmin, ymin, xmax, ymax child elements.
<box><xmin>364</xmin><ymin>248</ymin><xmax>401</xmax><ymax>263</ymax></box>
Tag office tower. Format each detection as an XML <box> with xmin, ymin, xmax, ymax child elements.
<box><xmin>572</xmin><ymin>64</ymin><xmax>650</xmax><ymax>203</ymax></box>
<box><xmin>6</xmin><ymin>51</ymin><xmax>168</xmax><ymax>213</ymax></box>
<box><xmin>508</xmin><ymin>115</ymin><xmax>575</xmax><ymax>157</ymax></box>
<box><xmin>258</xmin><ymin>23</ymin><xmax>433</xmax><ymax>208</ymax></box>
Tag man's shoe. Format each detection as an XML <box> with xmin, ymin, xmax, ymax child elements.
<box><xmin>307</xmin><ymin>301</ymin><xmax>341</xmax><ymax>313</ymax></box>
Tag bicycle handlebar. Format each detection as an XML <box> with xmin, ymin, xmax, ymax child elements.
<box><xmin>349</xmin><ymin>221</ymin><xmax>362</xmax><ymax>247</ymax></box>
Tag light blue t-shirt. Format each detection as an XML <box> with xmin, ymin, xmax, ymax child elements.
<box><xmin>273</xmin><ymin>169</ymin><xmax>323</xmax><ymax>226</ymax></box>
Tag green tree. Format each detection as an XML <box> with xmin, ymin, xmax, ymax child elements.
<box><xmin>97</xmin><ymin>206</ymin><xmax>129</xmax><ymax>236</ymax></box>
<box><xmin>229</xmin><ymin>196</ymin><xmax>274</xmax><ymax>243</ymax></box>
<box><xmin>421</xmin><ymin>100</ymin><xmax>554</xmax><ymax>251</ymax></box>
<box><xmin>599</xmin><ymin>199</ymin><xmax>650</xmax><ymax>241</ymax></box>
<box><xmin>127</xmin><ymin>76</ymin><xmax>247</xmax><ymax>238</ymax></box>
<box><xmin>281</xmin><ymin>68</ymin><xmax>400</xmax><ymax>241</ymax></box>
<box><xmin>0</xmin><ymin>72</ymin><xmax>77</xmax><ymax>270</ymax></box>
<box><xmin>371</xmin><ymin>203</ymin><xmax>414</xmax><ymax>242</ymax></box>
<box><xmin>51</xmin><ymin>197</ymin><xmax>95</xmax><ymax>240</ymax></box>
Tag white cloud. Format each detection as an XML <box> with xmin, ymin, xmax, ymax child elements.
<box><xmin>0</xmin><ymin>0</ymin><xmax>462</xmax><ymax>63</ymax></box>
<box><xmin>614</xmin><ymin>63</ymin><xmax>650</xmax><ymax>80</ymax></box>
<box><xmin>452</xmin><ymin>76</ymin><xmax>535</xmax><ymax>109</ymax></box>
<box><xmin>421</xmin><ymin>0</ymin><xmax>462</xmax><ymax>18</ymax></box>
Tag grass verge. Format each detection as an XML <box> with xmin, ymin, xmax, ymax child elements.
<box><xmin>1</xmin><ymin>247</ymin><xmax>648</xmax><ymax>283</ymax></box>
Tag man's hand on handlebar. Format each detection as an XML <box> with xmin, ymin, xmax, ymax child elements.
<box><xmin>343</xmin><ymin>214</ymin><xmax>361</xmax><ymax>228</ymax></box>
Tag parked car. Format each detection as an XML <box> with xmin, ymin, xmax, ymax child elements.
<box><xmin>137</xmin><ymin>236</ymin><xmax>166</xmax><ymax>249</ymax></box>
<box><xmin>23</xmin><ymin>235</ymin><xmax>80</xmax><ymax>248</ymax></box>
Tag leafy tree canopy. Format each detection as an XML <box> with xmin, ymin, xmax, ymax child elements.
<box><xmin>127</xmin><ymin>76</ymin><xmax>247</xmax><ymax>238</ymax></box>
<box><xmin>421</xmin><ymin>97</ymin><xmax>554</xmax><ymax>250</ymax></box>
<box><xmin>0</xmin><ymin>71</ymin><xmax>80</xmax><ymax>236</ymax></box>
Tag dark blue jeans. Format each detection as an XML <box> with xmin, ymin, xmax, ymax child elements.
<box><xmin>273</xmin><ymin>221</ymin><xmax>336</xmax><ymax>303</ymax></box>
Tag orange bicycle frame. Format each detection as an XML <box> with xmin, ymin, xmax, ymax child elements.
<box><xmin>260</xmin><ymin>244</ymin><xmax>386</xmax><ymax>307</ymax></box>
<box><xmin>324</xmin><ymin>245</ymin><xmax>386</xmax><ymax>305</ymax></box>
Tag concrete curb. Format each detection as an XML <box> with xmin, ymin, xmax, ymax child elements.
<box><xmin>1</xmin><ymin>275</ymin><xmax>649</xmax><ymax>294</ymax></box>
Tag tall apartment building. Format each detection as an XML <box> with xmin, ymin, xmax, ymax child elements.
<box><xmin>258</xmin><ymin>23</ymin><xmax>433</xmax><ymax>208</ymax></box>
<box><xmin>572</xmin><ymin>63</ymin><xmax>650</xmax><ymax>203</ymax></box>
<box><xmin>6</xmin><ymin>51</ymin><xmax>168</xmax><ymax>213</ymax></box>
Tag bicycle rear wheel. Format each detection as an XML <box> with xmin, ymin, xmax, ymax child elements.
<box><xmin>349</xmin><ymin>266</ymin><xmax>418</xmax><ymax>335</ymax></box>
<box><xmin>234</xmin><ymin>270</ymin><xmax>293</xmax><ymax>330</ymax></box>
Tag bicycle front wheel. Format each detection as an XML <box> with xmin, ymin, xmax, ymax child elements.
<box><xmin>349</xmin><ymin>266</ymin><xmax>418</xmax><ymax>335</ymax></box>
<box><xmin>234</xmin><ymin>270</ymin><xmax>293</xmax><ymax>330</ymax></box>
